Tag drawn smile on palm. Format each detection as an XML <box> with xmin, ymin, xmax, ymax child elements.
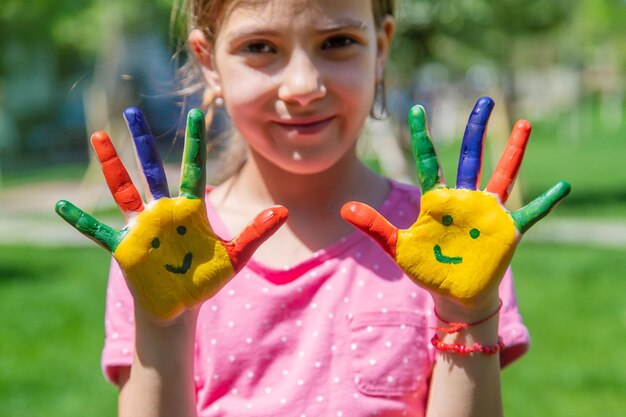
<box><xmin>433</xmin><ymin>245</ymin><xmax>462</xmax><ymax>264</ymax></box>
<box><xmin>165</xmin><ymin>253</ymin><xmax>193</xmax><ymax>274</ymax></box>
<box><xmin>433</xmin><ymin>214</ymin><xmax>480</xmax><ymax>265</ymax></box>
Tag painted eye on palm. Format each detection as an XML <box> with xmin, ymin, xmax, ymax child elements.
<box><xmin>342</xmin><ymin>97</ymin><xmax>571</xmax><ymax>306</ymax></box>
<box><xmin>55</xmin><ymin>107</ymin><xmax>287</xmax><ymax>320</ymax></box>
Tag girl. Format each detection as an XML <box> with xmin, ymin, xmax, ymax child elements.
<box><xmin>56</xmin><ymin>0</ymin><xmax>570</xmax><ymax>416</ymax></box>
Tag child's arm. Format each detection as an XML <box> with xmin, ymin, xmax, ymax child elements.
<box><xmin>56</xmin><ymin>108</ymin><xmax>287</xmax><ymax>416</ymax></box>
<box><xmin>342</xmin><ymin>97</ymin><xmax>570</xmax><ymax>416</ymax></box>
<box><xmin>117</xmin><ymin>309</ymin><xmax>198</xmax><ymax>417</ymax></box>
<box><xmin>425</xmin><ymin>296</ymin><xmax>503</xmax><ymax>416</ymax></box>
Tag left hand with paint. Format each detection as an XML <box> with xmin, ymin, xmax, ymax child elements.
<box><xmin>56</xmin><ymin>108</ymin><xmax>287</xmax><ymax>321</ymax></box>
<box><xmin>342</xmin><ymin>97</ymin><xmax>570</xmax><ymax>311</ymax></box>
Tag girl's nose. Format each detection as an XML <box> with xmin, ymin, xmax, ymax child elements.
<box><xmin>277</xmin><ymin>51</ymin><xmax>326</xmax><ymax>105</ymax></box>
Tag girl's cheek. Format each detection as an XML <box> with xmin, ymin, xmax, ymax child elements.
<box><xmin>325</xmin><ymin>59</ymin><xmax>376</xmax><ymax>90</ymax></box>
<box><xmin>224</xmin><ymin>72</ymin><xmax>276</xmax><ymax>108</ymax></box>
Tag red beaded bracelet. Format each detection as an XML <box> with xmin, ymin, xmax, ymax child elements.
<box><xmin>431</xmin><ymin>334</ymin><xmax>506</xmax><ymax>355</ymax></box>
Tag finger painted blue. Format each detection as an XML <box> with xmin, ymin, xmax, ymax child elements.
<box><xmin>124</xmin><ymin>107</ymin><xmax>170</xmax><ymax>199</ymax></box>
<box><xmin>456</xmin><ymin>97</ymin><xmax>494</xmax><ymax>190</ymax></box>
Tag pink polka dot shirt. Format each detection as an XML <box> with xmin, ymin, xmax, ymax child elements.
<box><xmin>102</xmin><ymin>180</ymin><xmax>529</xmax><ymax>416</ymax></box>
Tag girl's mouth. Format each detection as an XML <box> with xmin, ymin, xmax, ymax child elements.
<box><xmin>274</xmin><ymin>116</ymin><xmax>335</xmax><ymax>135</ymax></box>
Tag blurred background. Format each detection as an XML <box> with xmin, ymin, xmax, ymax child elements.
<box><xmin>0</xmin><ymin>0</ymin><xmax>625</xmax><ymax>415</ymax></box>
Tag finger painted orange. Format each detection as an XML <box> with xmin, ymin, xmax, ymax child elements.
<box><xmin>91</xmin><ymin>131</ymin><xmax>144</xmax><ymax>214</ymax></box>
<box><xmin>486</xmin><ymin>120</ymin><xmax>531</xmax><ymax>203</ymax></box>
<box><xmin>114</xmin><ymin>197</ymin><xmax>234</xmax><ymax>319</ymax></box>
<box><xmin>395</xmin><ymin>188</ymin><xmax>517</xmax><ymax>304</ymax></box>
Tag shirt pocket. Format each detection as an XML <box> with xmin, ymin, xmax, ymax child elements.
<box><xmin>349</xmin><ymin>310</ymin><xmax>430</xmax><ymax>397</ymax></box>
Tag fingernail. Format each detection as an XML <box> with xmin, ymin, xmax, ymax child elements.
<box><xmin>470</xmin><ymin>97</ymin><xmax>495</xmax><ymax>124</ymax></box>
<box><xmin>261</xmin><ymin>209</ymin><xmax>275</xmax><ymax>222</ymax></box>
<box><xmin>409</xmin><ymin>105</ymin><xmax>426</xmax><ymax>131</ymax></box>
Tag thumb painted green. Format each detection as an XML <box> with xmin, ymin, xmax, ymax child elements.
<box><xmin>55</xmin><ymin>200</ymin><xmax>122</xmax><ymax>252</ymax></box>
<box><xmin>180</xmin><ymin>109</ymin><xmax>207</xmax><ymax>199</ymax></box>
<box><xmin>409</xmin><ymin>105</ymin><xmax>440</xmax><ymax>193</ymax></box>
<box><xmin>511</xmin><ymin>181</ymin><xmax>572</xmax><ymax>233</ymax></box>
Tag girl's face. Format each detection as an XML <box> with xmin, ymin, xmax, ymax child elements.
<box><xmin>206</xmin><ymin>0</ymin><xmax>394</xmax><ymax>175</ymax></box>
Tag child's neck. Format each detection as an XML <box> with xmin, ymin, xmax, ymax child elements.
<box><xmin>209</xmin><ymin>150</ymin><xmax>390</xmax><ymax>268</ymax></box>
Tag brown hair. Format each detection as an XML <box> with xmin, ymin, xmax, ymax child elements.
<box><xmin>172</xmin><ymin>0</ymin><xmax>396</xmax><ymax>181</ymax></box>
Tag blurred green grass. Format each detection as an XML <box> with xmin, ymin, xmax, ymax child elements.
<box><xmin>504</xmin><ymin>242</ymin><xmax>626</xmax><ymax>416</ymax></box>
<box><xmin>0</xmin><ymin>242</ymin><xmax>624</xmax><ymax>416</ymax></box>
<box><xmin>0</xmin><ymin>246</ymin><xmax>116</xmax><ymax>417</ymax></box>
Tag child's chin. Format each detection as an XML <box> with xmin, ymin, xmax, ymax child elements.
<box><xmin>264</xmin><ymin>150</ymin><xmax>348</xmax><ymax>176</ymax></box>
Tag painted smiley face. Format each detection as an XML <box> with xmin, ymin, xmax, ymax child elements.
<box><xmin>150</xmin><ymin>225</ymin><xmax>193</xmax><ymax>274</ymax></box>
<box><xmin>395</xmin><ymin>188</ymin><xmax>518</xmax><ymax>303</ymax></box>
<box><xmin>432</xmin><ymin>214</ymin><xmax>481</xmax><ymax>264</ymax></box>
<box><xmin>113</xmin><ymin>197</ymin><xmax>235</xmax><ymax>317</ymax></box>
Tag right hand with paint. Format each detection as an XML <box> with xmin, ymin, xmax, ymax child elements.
<box><xmin>56</xmin><ymin>108</ymin><xmax>287</xmax><ymax>321</ymax></box>
<box><xmin>342</xmin><ymin>98</ymin><xmax>570</xmax><ymax>309</ymax></box>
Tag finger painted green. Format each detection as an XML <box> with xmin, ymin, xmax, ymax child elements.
<box><xmin>511</xmin><ymin>181</ymin><xmax>572</xmax><ymax>233</ymax></box>
<box><xmin>409</xmin><ymin>105</ymin><xmax>441</xmax><ymax>193</ymax></box>
<box><xmin>55</xmin><ymin>200</ymin><xmax>123</xmax><ymax>252</ymax></box>
<box><xmin>180</xmin><ymin>109</ymin><xmax>207</xmax><ymax>199</ymax></box>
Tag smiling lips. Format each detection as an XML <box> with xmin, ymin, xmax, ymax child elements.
<box><xmin>274</xmin><ymin>116</ymin><xmax>335</xmax><ymax>135</ymax></box>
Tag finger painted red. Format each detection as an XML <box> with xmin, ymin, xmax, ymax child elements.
<box><xmin>486</xmin><ymin>120</ymin><xmax>531</xmax><ymax>203</ymax></box>
<box><xmin>340</xmin><ymin>202</ymin><xmax>398</xmax><ymax>258</ymax></box>
<box><xmin>224</xmin><ymin>206</ymin><xmax>289</xmax><ymax>272</ymax></box>
<box><xmin>91</xmin><ymin>131</ymin><xmax>144</xmax><ymax>214</ymax></box>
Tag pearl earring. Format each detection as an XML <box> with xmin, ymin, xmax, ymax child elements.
<box><xmin>215</xmin><ymin>97</ymin><xmax>224</xmax><ymax>106</ymax></box>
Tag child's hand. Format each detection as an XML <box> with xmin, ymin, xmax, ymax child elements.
<box><xmin>56</xmin><ymin>108</ymin><xmax>287</xmax><ymax>321</ymax></box>
<box><xmin>342</xmin><ymin>97</ymin><xmax>570</xmax><ymax>309</ymax></box>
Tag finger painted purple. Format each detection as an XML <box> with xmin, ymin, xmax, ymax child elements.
<box><xmin>456</xmin><ymin>97</ymin><xmax>494</xmax><ymax>190</ymax></box>
<box><xmin>123</xmin><ymin>107</ymin><xmax>170</xmax><ymax>200</ymax></box>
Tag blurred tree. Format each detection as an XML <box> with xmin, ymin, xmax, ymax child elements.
<box><xmin>564</xmin><ymin>0</ymin><xmax>626</xmax><ymax>136</ymax></box>
<box><xmin>0</xmin><ymin>0</ymin><xmax>173</xmax><ymax>170</ymax></box>
<box><xmin>569</xmin><ymin>0</ymin><xmax>626</xmax><ymax>69</ymax></box>
<box><xmin>1</xmin><ymin>0</ymin><xmax>623</xmax><ymax>173</ymax></box>
<box><xmin>0</xmin><ymin>0</ymin><xmax>173</xmax><ymax>58</ymax></box>
<box><xmin>392</xmin><ymin>0</ymin><xmax>576</xmax><ymax>118</ymax></box>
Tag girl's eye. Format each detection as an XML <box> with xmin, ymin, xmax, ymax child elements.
<box><xmin>322</xmin><ymin>36</ymin><xmax>357</xmax><ymax>50</ymax></box>
<box><xmin>242</xmin><ymin>42</ymin><xmax>275</xmax><ymax>54</ymax></box>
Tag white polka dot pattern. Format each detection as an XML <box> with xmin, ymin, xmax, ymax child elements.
<box><xmin>349</xmin><ymin>311</ymin><xmax>429</xmax><ymax>396</ymax></box>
